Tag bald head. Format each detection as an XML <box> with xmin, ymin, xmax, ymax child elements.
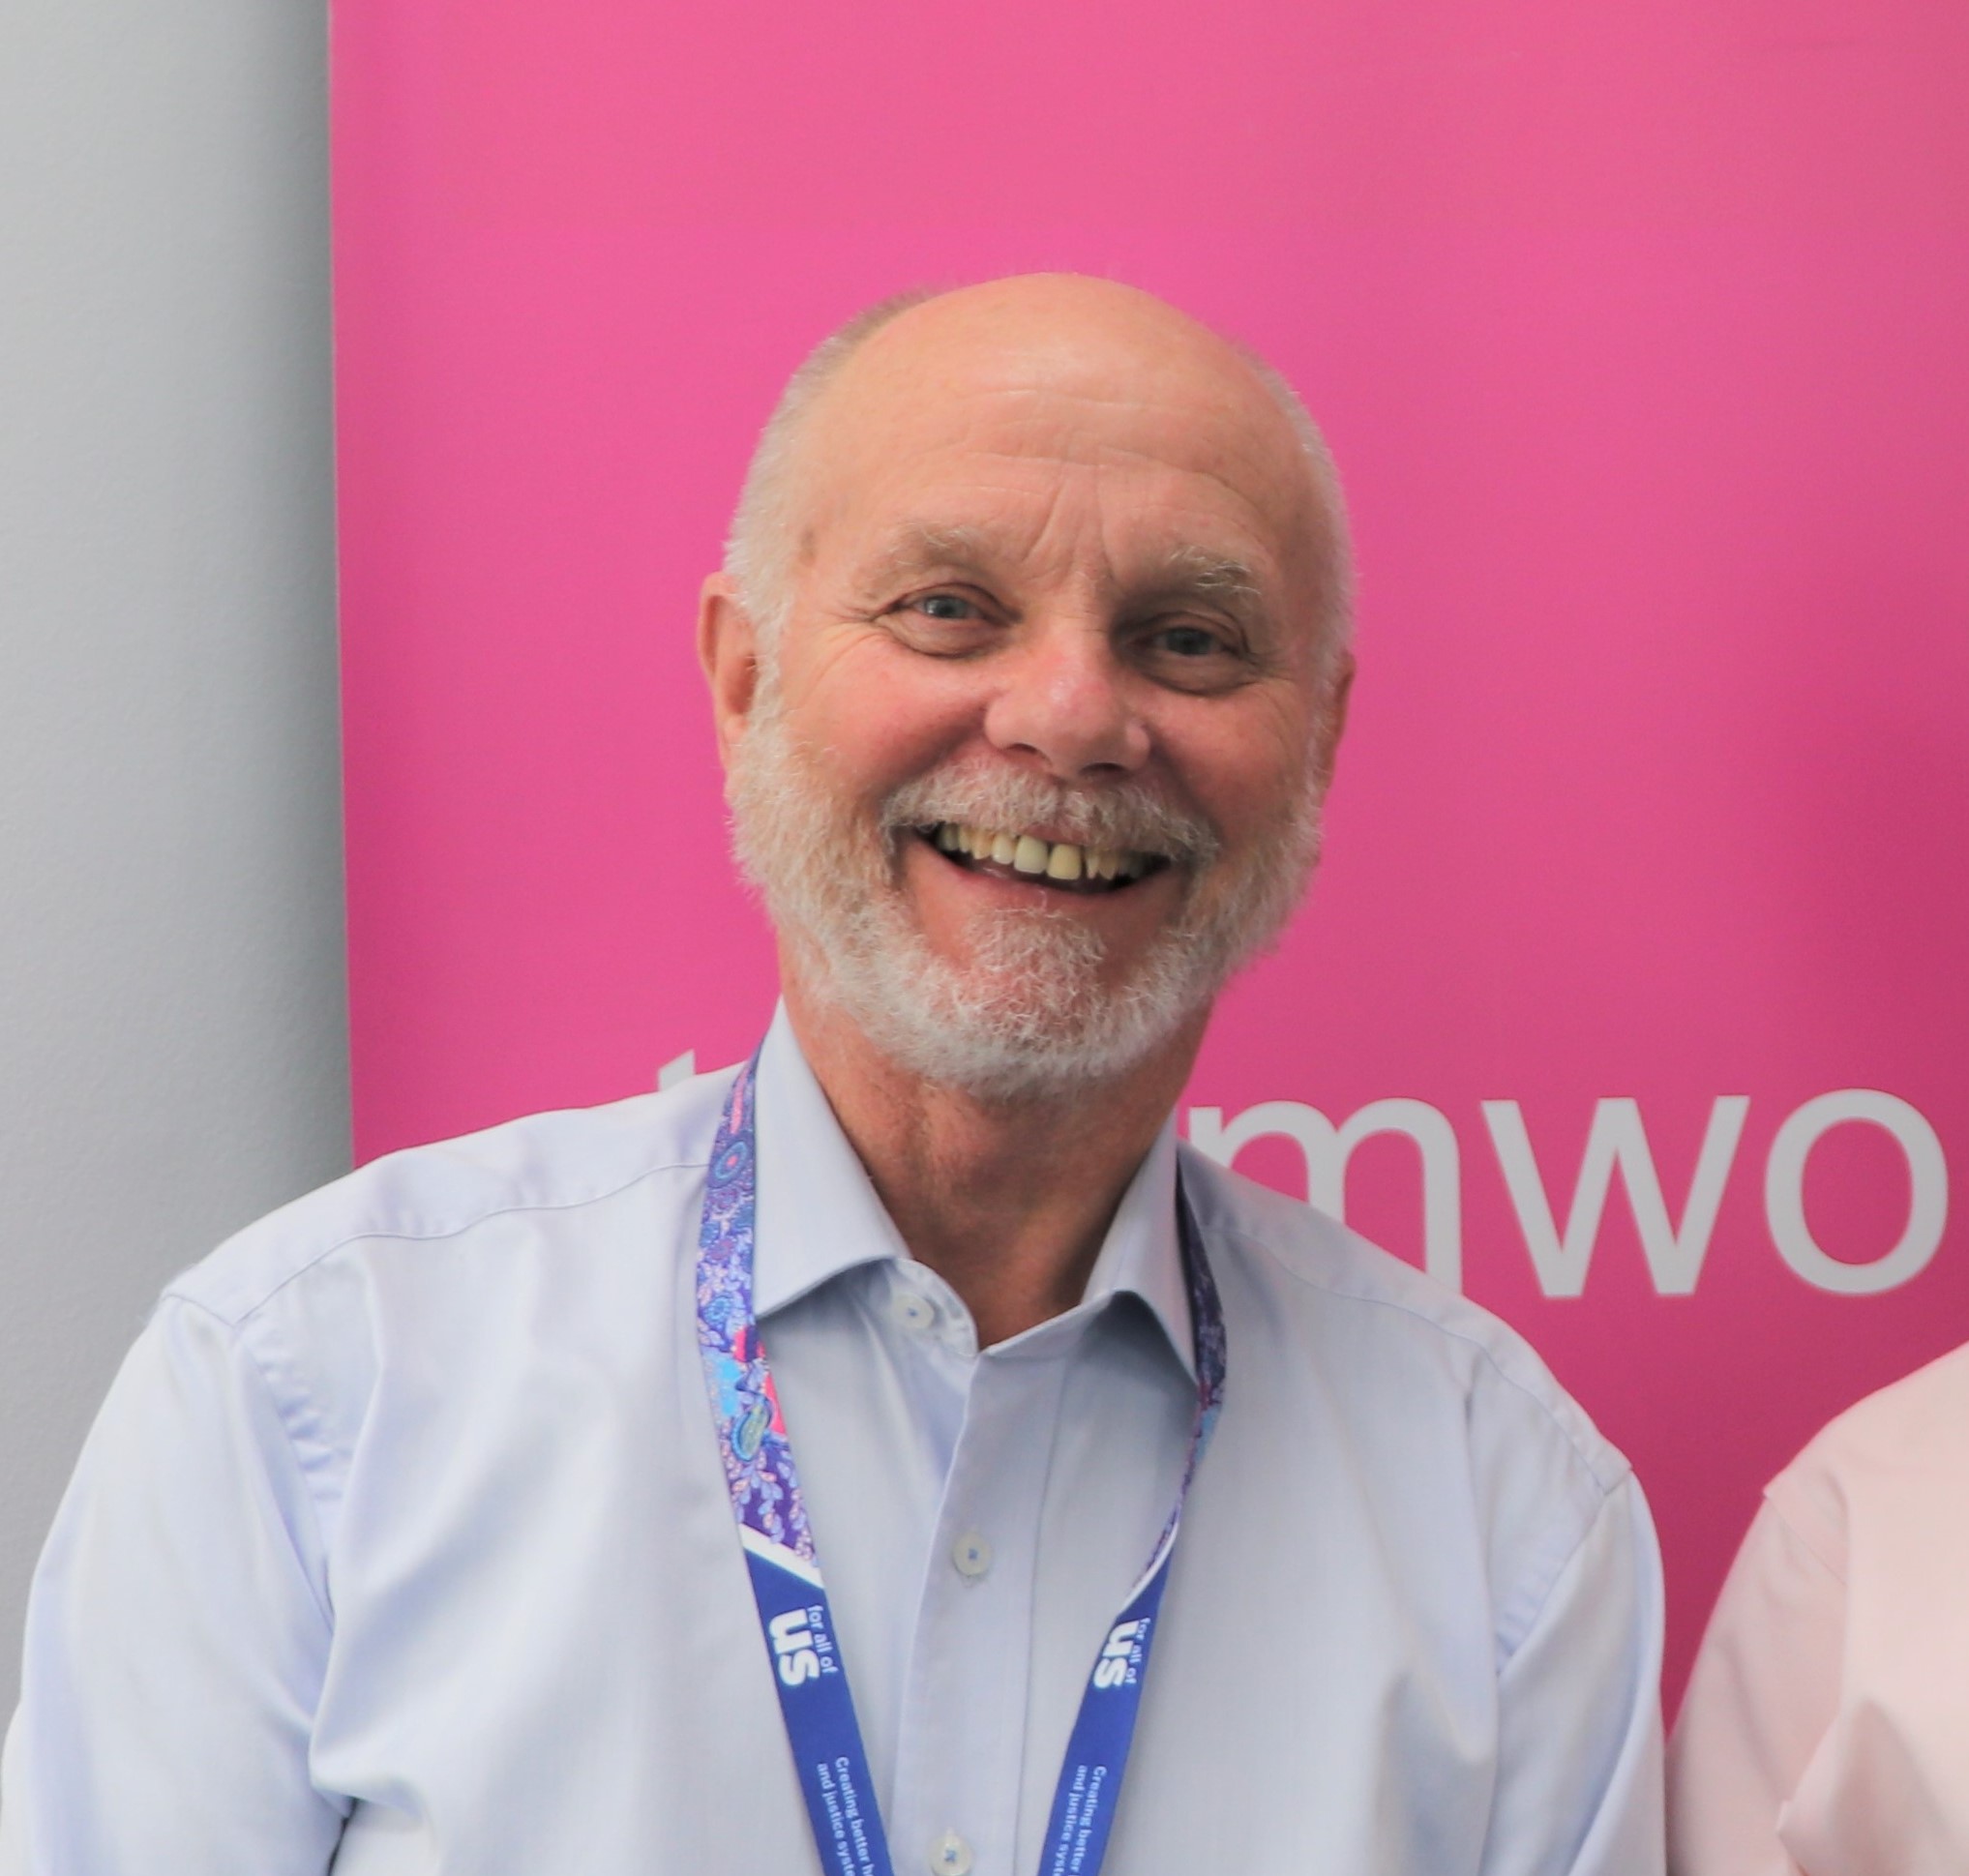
<box><xmin>725</xmin><ymin>275</ymin><xmax>1352</xmax><ymax>683</ymax></box>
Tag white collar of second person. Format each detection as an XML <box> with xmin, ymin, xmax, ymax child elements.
<box><xmin>749</xmin><ymin>1001</ymin><xmax>1194</xmax><ymax>1375</ymax></box>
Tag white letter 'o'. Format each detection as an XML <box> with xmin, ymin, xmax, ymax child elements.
<box><xmin>1765</xmin><ymin>1090</ymin><xmax>1948</xmax><ymax>1295</ymax></box>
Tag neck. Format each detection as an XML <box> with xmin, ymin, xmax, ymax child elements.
<box><xmin>781</xmin><ymin>969</ymin><xmax>1206</xmax><ymax>1349</ymax></box>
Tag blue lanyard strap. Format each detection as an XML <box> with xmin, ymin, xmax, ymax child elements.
<box><xmin>697</xmin><ymin>1053</ymin><xmax>1225</xmax><ymax>1876</ymax></box>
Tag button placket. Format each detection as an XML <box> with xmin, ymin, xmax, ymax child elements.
<box><xmin>888</xmin><ymin>1345</ymin><xmax>1073</xmax><ymax>1876</ymax></box>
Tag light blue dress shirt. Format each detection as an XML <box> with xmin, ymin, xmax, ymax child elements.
<box><xmin>0</xmin><ymin>1010</ymin><xmax>1664</xmax><ymax>1873</ymax></box>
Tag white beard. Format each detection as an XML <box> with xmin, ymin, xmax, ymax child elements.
<box><xmin>727</xmin><ymin>684</ymin><xmax>1323</xmax><ymax>1101</ymax></box>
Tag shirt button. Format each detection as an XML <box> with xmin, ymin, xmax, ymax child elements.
<box><xmin>950</xmin><ymin>1532</ymin><xmax>993</xmax><ymax>1579</ymax></box>
<box><xmin>929</xmin><ymin>1831</ymin><xmax>974</xmax><ymax>1874</ymax></box>
<box><xmin>889</xmin><ymin>1290</ymin><xmax>937</xmax><ymax>1334</ymax></box>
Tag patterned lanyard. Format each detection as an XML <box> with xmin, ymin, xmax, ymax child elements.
<box><xmin>696</xmin><ymin>1053</ymin><xmax>1226</xmax><ymax>1876</ymax></box>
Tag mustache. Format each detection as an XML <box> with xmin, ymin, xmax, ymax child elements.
<box><xmin>881</xmin><ymin>759</ymin><xmax>1220</xmax><ymax>866</ymax></box>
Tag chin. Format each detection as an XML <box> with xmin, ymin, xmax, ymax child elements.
<box><xmin>794</xmin><ymin>904</ymin><xmax>1213</xmax><ymax>1103</ymax></box>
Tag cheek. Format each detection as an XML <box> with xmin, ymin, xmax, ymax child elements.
<box><xmin>791</xmin><ymin>636</ymin><xmax>985</xmax><ymax>797</ymax></box>
<box><xmin>1165</xmin><ymin>700</ymin><xmax>1313</xmax><ymax>838</ymax></box>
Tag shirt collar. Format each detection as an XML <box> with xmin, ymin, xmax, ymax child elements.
<box><xmin>749</xmin><ymin>1002</ymin><xmax>1195</xmax><ymax>1378</ymax></box>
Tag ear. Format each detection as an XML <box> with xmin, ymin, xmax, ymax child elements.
<box><xmin>1312</xmin><ymin>649</ymin><xmax>1356</xmax><ymax>792</ymax></box>
<box><xmin>698</xmin><ymin>573</ymin><xmax>762</xmax><ymax>770</ymax></box>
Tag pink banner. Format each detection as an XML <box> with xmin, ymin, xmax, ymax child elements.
<box><xmin>333</xmin><ymin>0</ymin><xmax>1969</xmax><ymax>1704</ymax></box>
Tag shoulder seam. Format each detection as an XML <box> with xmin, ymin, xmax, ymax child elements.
<box><xmin>1500</xmin><ymin>1473</ymin><xmax>1644</xmax><ymax>1670</ymax></box>
<box><xmin>169</xmin><ymin>1155</ymin><xmax>708</xmax><ymax>1329</ymax></box>
<box><xmin>1214</xmin><ymin>1213</ymin><xmax>1629</xmax><ymax>1495</ymax></box>
<box><xmin>153</xmin><ymin>1291</ymin><xmax>339</xmax><ymax>1635</ymax></box>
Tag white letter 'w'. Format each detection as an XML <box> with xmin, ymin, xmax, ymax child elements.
<box><xmin>1481</xmin><ymin>1097</ymin><xmax>1750</xmax><ymax>1297</ymax></box>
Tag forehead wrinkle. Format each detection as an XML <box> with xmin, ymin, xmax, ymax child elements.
<box><xmin>884</xmin><ymin>436</ymin><xmax>1297</xmax><ymax>565</ymax></box>
<box><xmin>1084</xmin><ymin>437</ymin><xmax>1313</xmax><ymax>537</ymax></box>
<box><xmin>975</xmin><ymin>406</ymin><xmax>1300</xmax><ymax>505</ymax></box>
<box><xmin>856</xmin><ymin>363</ymin><xmax>1299</xmax><ymax>482</ymax></box>
<box><xmin>827</xmin><ymin>400</ymin><xmax>1302</xmax><ymax>601</ymax></box>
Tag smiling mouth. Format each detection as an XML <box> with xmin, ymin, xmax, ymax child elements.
<box><xmin>915</xmin><ymin>822</ymin><xmax>1170</xmax><ymax>895</ymax></box>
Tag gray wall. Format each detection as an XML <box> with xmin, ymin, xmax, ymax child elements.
<box><xmin>0</xmin><ymin>0</ymin><xmax>348</xmax><ymax>1713</ymax></box>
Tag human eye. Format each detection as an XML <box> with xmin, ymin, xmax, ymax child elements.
<box><xmin>910</xmin><ymin>592</ymin><xmax>980</xmax><ymax>622</ymax></box>
<box><xmin>1151</xmin><ymin>624</ymin><xmax>1224</xmax><ymax>660</ymax></box>
<box><xmin>1134</xmin><ymin>617</ymin><xmax>1258</xmax><ymax>692</ymax></box>
<box><xmin>881</xmin><ymin>587</ymin><xmax>1001</xmax><ymax>654</ymax></box>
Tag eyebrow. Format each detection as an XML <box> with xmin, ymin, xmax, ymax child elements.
<box><xmin>1149</xmin><ymin>544</ymin><xmax>1262</xmax><ymax>608</ymax></box>
<box><xmin>850</xmin><ymin>522</ymin><xmax>1269</xmax><ymax>618</ymax></box>
<box><xmin>852</xmin><ymin>523</ymin><xmax>1001</xmax><ymax>594</ymax></box>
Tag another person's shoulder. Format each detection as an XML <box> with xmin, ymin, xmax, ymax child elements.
<box><xmin>166</xmin><ymin>1064</ymin><xmax>738</xmax><ymax>1332</ymax></box>
<box><xmin>1764</xmin><ymin>1338</ymin><xmax>1969</xmax><ymax>1572</ymax></box>
<box><xmin>1789</xmin><ymin>1337</ymin><xmax>1969</xmax><ymax>1474</ymax></box>
<box><xmin>1179</xmin><ymin>1143</ymin><xmax>1629</xmax><ymax>1502</ymax></box>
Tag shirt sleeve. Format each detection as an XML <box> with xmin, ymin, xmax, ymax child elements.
<box><xmin>1665</xmin><ymin>1499</ymin><xmax>1844</xmax><ymax>1876</ymax></box>
<box><xmin>1479</xmin><ymin>1471</ymin><xmax>1668</xmax><ymax>1876</ymax></box>
<box><xmin>0</xmin><ymin>1295</ymin><xmax>347</xmax><ymax>1875</ymax></box>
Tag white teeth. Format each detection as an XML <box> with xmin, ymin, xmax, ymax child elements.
<box><xmin>965</xmin><ymin>826</ymin><xmax>989</xmax><ymax>858</ymax></box>
<box><xmin>935</xmin><ymin>823</ymin><xmax>962</xmax><ymax>851</ymax></box>
<box><xmin>1088</xmin><ymin>849</ymin><xmax>1116</xmax><ymax>880</ymax></box>
<box><xmin>990</xmin><ymin>831</ymin><xmax>1019</xmax><ymax>865</ymax></box>
<box><xmin>1012</xmin><ymin>834</ymin><xmax>1049</xmax><ymax>875</ymax></box>
<box><xmin>1045</xmin><ymin>842</ymin><xmax>1083</xmax><ymax>880</ymax></box>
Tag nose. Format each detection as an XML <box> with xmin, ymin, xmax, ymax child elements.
<box><xmin>981</xmin><ymin>616</ymin><xmax>1150</xmax><ymax>781</ymax></box>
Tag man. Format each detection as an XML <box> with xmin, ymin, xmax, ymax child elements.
<box><xmin>1669</xmin><ymin>1340</ymin><xmax>1969</xmax><ymax>1874</ymax></box>
<box><xmin>0</xmin><ymin>276</ymin><xmax>1663</xmax><ymax>1873</ymax></box>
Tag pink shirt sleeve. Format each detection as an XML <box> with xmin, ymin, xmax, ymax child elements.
<box><xmin>1667</xmin><ymin>1499</ymin><xmax>1844</xmax><ymax>1876</ymax></box>
<box><xmin>1668</xmin><ymin>1343</ymin><xmax>1969</xmax><ymax>1876</ymax></box>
